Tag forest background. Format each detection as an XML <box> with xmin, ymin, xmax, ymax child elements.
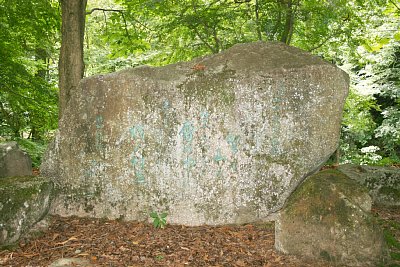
<box><xmin>0</xmin><ymin>0</ymin><xmax>399</xmax><ymax>167</ymax></box>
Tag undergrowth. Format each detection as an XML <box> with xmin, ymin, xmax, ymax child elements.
<box><xmin>377</xmin><ymin>208</ymin><xmax>400</xmax><ymax>267</ymax></box>
<box><xmin>15</xmin><ymin>138</ymin><xmax>47</xmax><ymax>168</ymax></box>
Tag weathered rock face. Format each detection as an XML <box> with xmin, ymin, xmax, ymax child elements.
<box><xmin>41</xmin><ymin>41</ymin><xmax>349</xmax><ymax>225</ymax></box>
<box><xmin>275</xmin><ymin>170</ymin><xmax>387</xmax><ymax>266</ymax></box>
<box><xmin>0</xmin><ymin>142</ymin><xmax>32</xmax><ymax>178</ymax></box>
<box><xmin>338</xmin><ymin>164</ymin><xmax>400</xmax><ymax>206</ymax></box>
<box><xmin>0</xmin><ymin>176</ymin><xmax>53</xmax><ymax>246</ymax></box>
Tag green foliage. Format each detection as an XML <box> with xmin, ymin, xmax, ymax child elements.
<box><xmin>342</xmin><ymin>90</ymin><xmax>377</xmax><ymax>144</ymax></box>
<box><xmin>385</xmin><ymin>229</ymin><xmax>400</xmax><ymax>249</ymax></box>
<box><xmin>150</xmin><ymin>211</ymin><xmax>167</xmax><ymax>229</ymax></box>
<box><xmin>340</xmin><ymin>89</ymin><xmax>381</xmax><ymax>164</ymax></box>
<box><xmin>15</xmin><ymin>138</ymin><xmax>48</xmax><ymax>168</ymax></box>
<box><xmin>336</xmin><ymin>1</ymin><xmax>400</xmax><ymax>165</ymax></box>
<box><xmin>86</xmin><ymin>0</ymin><xmax>383</xmax><ymax>68</ymax></box>
<box><xmin>0</xmin><ymin>0</ymin><xmax>60</xmax><ymax>140</ymax></box>
<box><xmin>382</xmin><ymin>223</ymin><xmax>400</xmax><ymax>266</ymax></box>
<box><xmin>361</xmin><ymin>42</ymin><xmax>399</xmax><ymax>162</ymax></box>
<box><xmin>155</xmin><ymin>255</ymin><xmax>165</xmax><ymax>261</ymax></box>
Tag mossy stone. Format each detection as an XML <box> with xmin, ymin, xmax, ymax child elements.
<box><xmin>338</xmin><ymin>164</ymin><xmax>400</xmax><ymax>206</ymax></box>
<box><xmin>275</xmin><ymin>170</ymin><xmax>388</xmax><ymax>267</ymax></box>
<box><xmin>0</xmin><ymin>176</ymin><xmax>53</xmax><ymax>246</ymax></box>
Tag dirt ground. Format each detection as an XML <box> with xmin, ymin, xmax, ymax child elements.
<box><xmin>0</xmin><ymin>205</ymin><xmax>399</xmax><ymax>267</ymax></box>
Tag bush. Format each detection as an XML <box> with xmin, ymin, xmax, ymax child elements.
<box><xmin>14</xmin><ymin>138</ymin><xmax>47</xmax><ymax>168</ymax></box>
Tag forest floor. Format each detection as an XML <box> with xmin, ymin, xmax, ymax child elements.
<box><xmin>0</xmin><ymin>205</ymin><xmax>399</xmax><ymax>267</ymax></box>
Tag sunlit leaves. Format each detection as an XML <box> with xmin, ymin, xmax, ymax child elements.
<box><xmin>86</xmin><ymin>0</ymin><xmax>392</xmax><ymax>68</ymax></box>
<box><xmin>0</xmin><ymin>0</ymin><xmax>60</xmax><ymax>139</ymax></box>
<box><xmin>340</xmin><ymin>0</ymin><xmax>400</xmax><ymax>163</ymax></box>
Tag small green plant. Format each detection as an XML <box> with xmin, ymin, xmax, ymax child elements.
<box><xmin>150</xmin><ymin>211</ymin><xmax>167</xmax><ymax>229</ymax></box>
<box><xmin>155</xmin><ymin>255</ymin><xmax>164</xmax><ymax>261</ymax></box>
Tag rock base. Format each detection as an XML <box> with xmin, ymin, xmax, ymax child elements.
<box><xmin>338</xmin><ymin>164</ymin><xmax>400</xmax><ymax>206</ymax></box>
<box><xmin>275</xmin><ymin>170</ymin><xmax>387</xmax><ymax>266</ymax></box>
<box><xmin>0</xmin><ymin>176</ymin><xmax>53</xmax><ymax>246</ymax></box>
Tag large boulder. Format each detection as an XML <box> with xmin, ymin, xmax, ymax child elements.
<box><xmin>275</xmin><ymin>170</ymin><xmax>387</xmax><ymax>266</ymax></box>
<box><xmin>0</xmin><ymin>176</ymin><xmax>53</xmax><ymax>246</ymax></box>
<box><xmin>41</xmin><ymin>41</ymin><xmax>349</xmax><ymax>225</ymax></box>
<box><xmin>338</xmin><ymin>164</ymin><xmax>400</xmax><ymax>206</ymax></box>
<box><xmin>0</xmin><ymin>142</ymin><xmax>32</xmax><ymax>178</ymax></box>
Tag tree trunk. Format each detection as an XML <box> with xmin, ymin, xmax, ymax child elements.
<box><xmin>270</xmin><ymin>0</ymin><xmax>282</xmax><ymax>40</ymax></box>
<box><xmin>58</xmin><ymin>0</ymin><xmax>87</xmax><ymax>119</ymax></box>
<box><xmin>280</xmin><ymin>0</ymin><xmax>296</xmax><ymax>45</ymax></box>
<box><xmin>254</xmin><ymin>0</ymin><xmax>262</xmax><ymax>40</ymax></box>
<box><xmin>35</xmin><ymin>47</ymin><xmax>47</xmax><ymax>79</ymax></box>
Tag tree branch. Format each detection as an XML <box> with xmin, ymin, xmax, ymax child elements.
<box><xmin>192</xmin><ymin>27</ymin><xmax>218</xmax><ymax>53</ymax></box>
<box><xmin>280</xmin><ymin>0</ymin><xmax>297</xmax><ymax>44</ymax></box>
<box><xmin>2</xmin><ymin>87</ymin><xmax>43</xmax><ymax>107</ymax></box>
<box><xmin>307</xmin><ymin>29</ymin><xmax>345</xmax><ymax>52</ymax></box>
<box><xmin>307</xmin><ymin>35</ymin><xmax>333</xmax><ymax>52</ymax></box>
<box><xmin>86</xmin><ymin>8</ymin><xmax>124</xmax><ymax>15</ymax></box>
<box><xmin>86</xmin><ymin>8</ymin><xmax>131</xmax><ymax>40</ymax></box>
<box><xmin>388</xmin><ymin>0</ymin><xmax>400</xmax><ymax>12</ymax></box>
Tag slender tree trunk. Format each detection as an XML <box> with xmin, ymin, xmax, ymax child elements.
<box><xmin>271</xmin><ymin>0</ymin><xmax>282</xmax><ymax>40</ymax></box>
<box><xmin>32</xmin><ymin>47</ymin><xmax>48</xmax><ymax>140</ymax></box>
<box><xmin>254</xmin><ymin>0</ymin><xmax>262</xmax><ymax>40</ymax></box>
<box><xmin>35</xmin><ymin>48</ymin><xmax>47</xmax><ymax>79</ymax></box>
<box><xmin>58</xmin><ymin>0</ymin><xmax>87</xmax><ymax>119</ymax></box>
<box><xmin>280</xmin><ymin>0</ymin><xmax>296</xmax><ymax>44</ymax></box>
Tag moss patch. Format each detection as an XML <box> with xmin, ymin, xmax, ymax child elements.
<box><xmin>379</xmin><ymin>186</ymin><xmax>400</xmax><ymax>201</ymax></box>
<box><xmin>277</xmin><ymin>170</ymin><xmax>387</xmax><ymax>266</ymax></box>
<box><xmin>319</xmin><ymin>250</ymin><xmax>335</xmax><ymax>262</ymax></box>
<box><xmin>0</xmin><ymin>176</ymin><xmax>49</xmax><ymax>220</ymax></box>
<box><xmin>284</xmin><ymin>170</ymin><xmax>370</xmax><ymax>226</ymax></box>
<box><xmin>0</xmin><ymin>176</ymin><xmax>53</xmax><ymax>245</ymax></box>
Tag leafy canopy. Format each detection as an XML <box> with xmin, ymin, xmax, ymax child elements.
<box><xmin>0</xmin><ymin>0</ymin><xmax>60</xmax><ymax>140</ymax></box>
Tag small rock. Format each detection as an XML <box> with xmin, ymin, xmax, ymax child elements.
<box><xmin>49</xmin><ymin>258</ymin><xmax>93</xmax><ymax>267</ymax></box>
<box><xmin>338</xmin><ymin>164</ymin><xmax>400</xmax><ymax>206</ymax></box>
<box><xmin>0</xmin><ymin>141</ymin><xmax>32</xmax><ymax>178</ymax></box>
<box><xmin>0</xmin><ymin>176</ymin><xmax>53</xmax><ymax>246</ymax></box>
<box><xmin>275</xmin><ymin>169</ymin><xmax>388</xmax><ymax>266</ymax></box>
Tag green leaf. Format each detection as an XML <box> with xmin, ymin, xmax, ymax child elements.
<box><xmin>378</xmin><ymin>38</ymin><xmax>390</xmax><ymax>45</ymax></box>
<box><xmin>394</xmin><ymin>32</ymin><xmax>400</xmax><ymax>41</ymax></box>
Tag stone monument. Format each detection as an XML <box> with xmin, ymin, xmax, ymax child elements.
<box><xmin>41</xmin><ymin>41</ymin><xmax>349</xmax><ymax>225</ymax></box>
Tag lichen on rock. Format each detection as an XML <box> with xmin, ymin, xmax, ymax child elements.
<box><xmin>338</xmin><ymin>164</ymin><xmax>400</xmax><ymax>206</ymax></box>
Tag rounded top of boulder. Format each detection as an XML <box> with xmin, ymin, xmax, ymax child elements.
<box><xmin>1</xmin><ymin>141</ymin><xmax>20</xmax><ymax>159</ymax></box>
<box><xmin>99</xmin><ymin>41</ymin><xmax>348</xmax><ymax>83</ymax></box>
<box><xmin>0</xmin><ymin>141</ymin><xmax>18</xmax><ymax>153</ymax></box>
<box><xmin>200</xmin><ymin>41</ymin><xmax>335</xmax><ymax>72</ymax></box>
